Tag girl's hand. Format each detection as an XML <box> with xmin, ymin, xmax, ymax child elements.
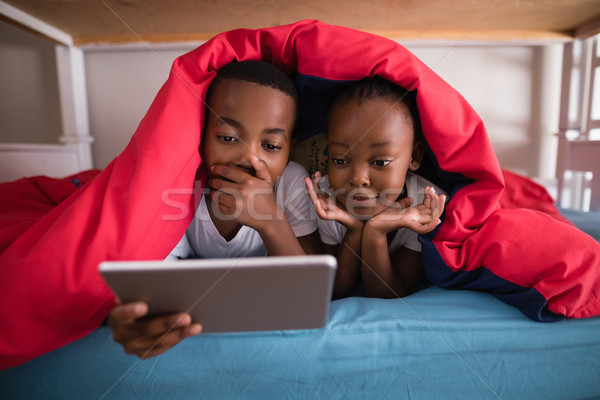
<box><xmin>108</xmin><ymin>301</ymin><xmax>202</xmax><ymax>359</ymax></box>
<box><xmin>305</xmin><ymin>171</ymin><xmax>362</xmax><ymax>230</ymax></box>
<box><xmin>419</xmin><ymin>185</ymin><xmax>446</xmax><ymax>221</ymax></box>
<box><xmin>209</xmin><ymin>155</ymin><xmax>281</xmax><ymax>231</ymax></box>
<box><xmin>368</xmin><ymin>187</ymin><xmax>446</xmax><ymax>235</ymax></box>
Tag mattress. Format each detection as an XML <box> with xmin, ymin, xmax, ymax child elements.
<box><xmin>1</xmin><ymin>285</ymin><xmax>599</xmax><ymax>399</ymax></box>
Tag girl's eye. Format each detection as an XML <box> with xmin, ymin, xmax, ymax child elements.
<box><xmin>217</xmin><ymin>135</ymin><xmax>237</xmax><ymax>143</ymax></box>
<box><xmin>263</xmin><ymin>143</ymin><xmax>282</xmax><ymax>151</ymax></box>
<box><xmin>331</xmin><ymin>158</ymin><xmax>347</xmax><ymax>166</ymax></box>
<box><xmin>371</xmin><ymin>160</ymin><xmax>391</xmax><ymax>167</ymax></box>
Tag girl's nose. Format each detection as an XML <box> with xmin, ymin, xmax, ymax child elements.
<box><xmin>350</xmin><ymin>164</ymin><xmax>370</xmax><ymax>187</ymax></box>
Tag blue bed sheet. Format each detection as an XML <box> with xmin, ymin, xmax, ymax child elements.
<box><xmin>2</xmin><ymin>286</ymin><xmax>599</xmax><ymax>400</ymax></box>
<box><xmin>558</xmin><ymin>207</ymin><xmax>600</xmax><ymax>241</ymax></box>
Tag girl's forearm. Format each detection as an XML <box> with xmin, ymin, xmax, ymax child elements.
<box><xmin>360</xmin><ymin>225</ymin><xmax>408</xmax><ymax>298</ymax></box>
<box><xmin>332</xmin><ymin>226</ymin><xmax>363</xmax><ymax>299</ymax></box>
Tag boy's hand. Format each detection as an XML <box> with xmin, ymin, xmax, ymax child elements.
<box><xmin>368</xmin><ymin>187</ymin><xmax>446</xmax><ymax>235</ymax></box>
<box><xmin>108</xmin><ymin>301</ymin><xmax>202</xmax><ymax>359</ymax></box>
<box><xmin>209</xmin><ymin>155</ymin><xmax>281</xmax><ymax>230</ymax></box>
<box><xmin>305</xmin><ymin>171</ymin><xmax>362</xmax><ymax>230</ymax></box>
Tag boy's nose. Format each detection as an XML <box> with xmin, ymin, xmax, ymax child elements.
<box><xmin>234</xmin><ymin>146</ymin><xmax>257</xmax><ymax>175</ymax></box>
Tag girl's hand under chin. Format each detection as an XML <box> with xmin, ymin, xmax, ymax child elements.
<box><xmin>305</xmin><ymin>171</ymin><xmax>363</xmax><ymax>230</ymax></box>
<box><xmin>368</xmin><ymin>186</ymin><xmax>446</xmax><ymax>235</ymax></box>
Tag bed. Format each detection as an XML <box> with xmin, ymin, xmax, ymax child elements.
<box><xmin>1</xmin><ymin>6</ymin><xmax>600</xmax><ymax>400</ymax></box>
<box><xmin>2</xmin><ymin>283</ymin><xmax>600</xmax><ymax>400</ymax></box>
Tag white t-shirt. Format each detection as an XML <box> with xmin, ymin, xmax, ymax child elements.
<box><xmin>316</xmin><ymin>172</ymin><xmax>446</xmax><ymax>253</ymax></box>
<box><xmin>166</xmin><ymin>161</ymin><xmax>317</xmax><ymax>260</ymax></box>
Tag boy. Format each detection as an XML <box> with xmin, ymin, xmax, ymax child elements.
<box><xmin>109</xmin><ymin>60</ymin><xmax>320</xmax><ymax>358</ymax></box>
<box><xmin>306</xmin><ymin>77</ymin><xmax>446</xmax><ymax>299</ymax></box>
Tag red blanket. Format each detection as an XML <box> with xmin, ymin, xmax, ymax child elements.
<box><xmin>1</xmin><ymin>20</ymin><xmax>599</xmax><ymax>369</ymax></box>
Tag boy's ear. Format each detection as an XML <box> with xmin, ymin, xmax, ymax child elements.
<box><xmin>409</xmin><ymin>140</ymin><xmax>425</xmax><ymax>171</ymax></box>
<box><xmin>288</xmin><ymin>138</ymin><xmax>297</xmax><ymax>163</ymax></box>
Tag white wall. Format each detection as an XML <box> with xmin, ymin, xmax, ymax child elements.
<box><xmin>0</xmin><ymin>19</ymin><xmax>62</xmax><ymax>144</ymax></box>
<box><xmin>83</xmin><ymin>43</ymin><xmax>561</xmax><ymax>177</ymax></box>
<box><xmin>407</xmin><ymin>44</ymin><xmax>561</xmax><ymax>178</ymax></box>
<box><xmin>84</xmin><ymin>48</ymin><xmax>184</xmax><ymax>168</ymax></box>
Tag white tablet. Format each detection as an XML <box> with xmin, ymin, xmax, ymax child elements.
<box><xmin>99</xmin><ymin>255</ymin><xmax>337</xmax><ymax>333</ymax></box>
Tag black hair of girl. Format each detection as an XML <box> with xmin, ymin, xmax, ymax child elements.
<box><xmin>206</xmin><ymin>60</ymin><xmax>299</xmax><ymax>108</ymax></box>
<box><xmin>329</xmin><ymin>76</ymin><xmax>423</xmax><ymax>145</ymax></box>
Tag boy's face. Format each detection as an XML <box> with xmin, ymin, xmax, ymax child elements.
<box><xmin>327</xmin><ymin>98</ymin><xmax>419</xmax><ymax>219</ymax></box>
<box><xmin>203</xmin><ymin>79</ymin><xmax>295</xmax><ymax>185</ymax></box>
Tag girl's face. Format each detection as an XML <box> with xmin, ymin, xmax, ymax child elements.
<box><xmin>203</xmin><ymin>79</ymin><xmax>295</xmax><ymax>185</ymax></box>
<box><xmin>327</xmin><ymin>97</ymin><xmax>420</xmax><ymax>219</ymax></box>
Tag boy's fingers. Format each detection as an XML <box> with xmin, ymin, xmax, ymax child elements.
<box><xmin>135</xmin><ymin>313</ymin><xmax>192</xmax><ymax>338</ymax></box>
<box><xmin>211</xmin><ymin>164</ymin><xmax>255</xmax><ymax>184</ymax></box>
<box><xmin>185</xmin><ymin>323</ymin><xmax>203</xmax><ymax>337</ymax></box>
<box><xmin>211</xmin><ymin>164</ymin><xmax>238</xmax><ymax>182</ymax></box>
<box><xmin>209</xmin><ymin>177</ymin><xmax>230</xmax><ymax>192</ymax></box>
<box><xmin>130</xmin><ymin>323</ymin><xmax>202</xmax><ymax>359</ymax></box>
<box><xmin>250</xmin><ymin>154</ymin><xmax>272</xmax><ymax>183</ymax></box>
<box><xmin>209</xmin><ymin>179</ymin><xmax>240</xmax><ymax>200</ymax></box>
<box><xmin>109</xmin><ymin>302</ymin><xmax>148</xmax><ymax>324</ymax></box>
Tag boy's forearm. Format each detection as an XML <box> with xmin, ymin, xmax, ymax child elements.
<box><xmin>258</xmin><ymin>218</ymin><xmax>305</xmax><ymax>256</ymax></box>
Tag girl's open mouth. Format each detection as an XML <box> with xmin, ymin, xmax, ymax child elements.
<box><xmin>352</xmin><ymin>195</ymin><xmax>374</xmax><ymax>202</ymax></box>
<box><xmin>347</xmin><ymin>193</ymin><xmax>378</xmax><ymax>208</ymax></box>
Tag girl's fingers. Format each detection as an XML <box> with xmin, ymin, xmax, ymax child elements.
<box><xmin>422</xmin><ymin>187</ymin><xmax>432</xmax><ymax>208</ymax></box>
<box><xmin>398</xmin><ymin>197</ymin><xmax>414</xmax><ymax>208</ymax></box>
<box><xmin>437</xmin><ymin>195</ymin><xmax>447</xmax><ymax>219</ymax></box>
<box><xmin>305</xmin><ymin>177</ymin><xmax>319</xmax><ymax>202</ymax></box>
<box><xmin>314</xmin><ymin>197</ymin><xmax>337</xmax><ymax>220</ymax></box>
<box><xmin>430</xmin><ymin>192</ymin><xmax>445</xmax><ymax>220</ymax></box>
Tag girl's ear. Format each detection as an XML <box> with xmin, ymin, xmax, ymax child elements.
<box><xmin>409</xmin><ymin>140</ymin><xmax>425</xmax><ymax>171</ymax></box>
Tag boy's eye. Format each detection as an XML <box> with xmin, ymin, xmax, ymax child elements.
<box><xmin>217</xmin><ymin>135</ymin><xmax>238</xmax><ymax>143</ymax></box>
<box><xmin>371</xmin><ymin>160</ymin><xmax>391</xmax><ymax>167</ymax></box>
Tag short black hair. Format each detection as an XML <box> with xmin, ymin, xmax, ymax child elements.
<box><xmin>329</xmin><ymin>76</ymin><xmax>423</xmax><ymax>144</ymax></box>
<box><xmin>207</xmin><ymin>60</ymin><xmax>298</xmax><ymax>107</ymax></box>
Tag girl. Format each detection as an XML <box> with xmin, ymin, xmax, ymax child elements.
<box><xmin>306</xmin><ymin>77</ymin><xmax>446</xmax><ymax>299</ymax></box>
